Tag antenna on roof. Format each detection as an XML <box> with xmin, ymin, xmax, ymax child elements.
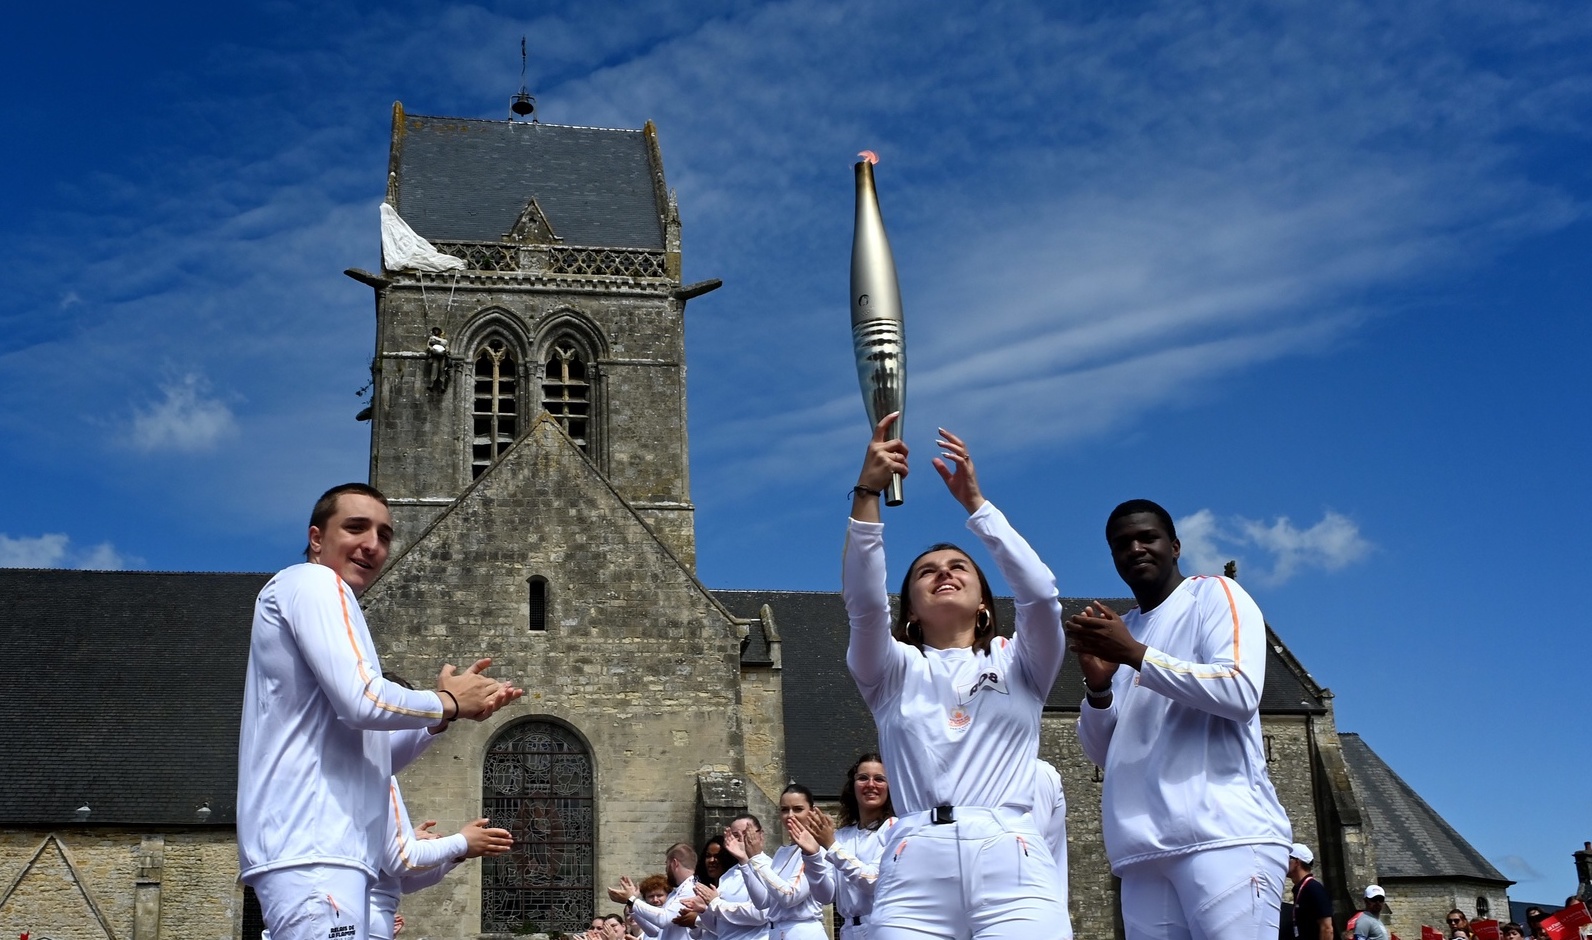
<box><xmin>511</xmin><ymin>37</ymin><xmax>538</xmax><ymax>122</ymax></box>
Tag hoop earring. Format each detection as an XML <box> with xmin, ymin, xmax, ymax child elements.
<box><xmin>976</xmin><ymin>608</ymin><xmax>991</xmax><ymax>632</ymax></box>
<box><xmin>906</xmin><ymin>620</ymin><xmax>921</xmax><ymax>642</ymax></box>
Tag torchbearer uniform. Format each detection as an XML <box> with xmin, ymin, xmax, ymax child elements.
<box><xmin>844</xmin><ymin>502</ymin><xmax>1070</xmax><ymax>940</ymax></box>
<box><xmin>742</xmin><ymin>843</ymin><xmax>834</xmax><ymax>940</ymax></box>
<box><xmin>368</xmin><ymin>777</ymin><xmax>465</xmax><ymax>940</ymax></box>
<box><xmin>238</xmin><ymin>564</ymin><xmax>451</xmax><ymax>940</ymax></box>
<box><xmin>694</xmin><ymin>854</ymin><xmax>772</xmax><ymax>940</ymax></box>
<box><xmin>827</xmin><ymin>819</ymin><xmax>897</xmax><ymax>940</ymax></box>
<box><xmin>1078</xmin><ymin>575</ymin><xmax>1292</xmax><ymax>940</ymax></box>
<box><xmin>633</xmin><ymin>876</ymin><xmax>698</xmax><ymax>940</ymax></box>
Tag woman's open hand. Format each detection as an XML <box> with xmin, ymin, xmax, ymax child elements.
<box><xmin>931</xmin><ymin>428</ymin><xmax>985</xmax><ymax>514</ymax></box>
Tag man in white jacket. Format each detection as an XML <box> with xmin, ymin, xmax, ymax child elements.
<box><xmin>1066</xmin><ymin>499</ymin><xmax>1291</xmax><ymax>940</ymax></box>
<box><xmin>238</xmin><ymin>483</ymin><xmax>521</xmax><ymax>940</ymax></box>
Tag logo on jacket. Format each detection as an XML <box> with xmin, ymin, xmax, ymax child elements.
<box><xmin>963</xmin><ymin>670</ymin><xmax>1008</xmax><ymax>701</ymax></box>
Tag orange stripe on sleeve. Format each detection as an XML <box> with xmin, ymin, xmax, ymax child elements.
<box><xmin>335</xmin><ymin>574</ymin><xmax>442</xmax><ymax>719</ymax></box>
<box><xmin>1140</xmin><ymin>577</ymin><xmax>1242</xmax><ymax>679</ymax></box>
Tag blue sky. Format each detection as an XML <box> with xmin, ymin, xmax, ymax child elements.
<box><xmin>3</xmin><ymin>0</ymin><xmax>1588</xmax><ymax>904</ymax></box>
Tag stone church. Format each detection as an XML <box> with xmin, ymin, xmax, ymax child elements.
<box><xmin>0</xmin><ymin>103</ymin><xmax>1511</xmax><ymax>940</ymax></box>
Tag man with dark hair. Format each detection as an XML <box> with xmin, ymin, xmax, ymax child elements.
<box><xmin>239</xmin><ymin>482</ymin><xmax>523</xmax><ymax>940</ymax></box>
<box><xmin>1288</xmin><ymin>843</ymin><xmax>1332</xmax><ymax>940</ymax></box>
<box><xmin>1068</xmin><ymin>498</ymin><xmax>1292</xmax><ymax>940</ymax></box>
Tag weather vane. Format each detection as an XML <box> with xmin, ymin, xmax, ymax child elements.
<box><xmin>511</xmin><ymin>37</ymin><xmax>537</xmax><ymax>121</ymax></box>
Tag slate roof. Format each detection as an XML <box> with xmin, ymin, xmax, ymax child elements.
<box><xmin>1339</xmin><ymin>732</ymin><xmax>1511</xmax><ymax>884</ymax></box>
<box><xmin>391</xmin><ymin>113</ymin><xmax>666</xmax><ymax>248</ymax></box>
<box><xmin>0</xmin><ymin>568</ymin><xmax>1325</xmax><ymax>825</ymax></box>
<box><xmin>0</xmin><ymin>568</ymin><xmax>269</xmax><ymax>826</ymax></box>
<box><xmin>712</xmin><ymin>589</ymin><xmax>1328</xmax><ymax>798</ymax></box>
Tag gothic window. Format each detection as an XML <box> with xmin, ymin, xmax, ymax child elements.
<box><xmin>473</xmin><ymin>339</ymin><xmax>519</xmax><ymax>477</ymax></box>
<box><xmin>528</xmin><ymin>577</ymin><xmax>548</xmax><ymax>632</ymax></box>
<box><xmin>542</xmin><ymin>338</ymin><xmax>591</xmax><ymax>453</ymax></box>
<box><xmin>482</xmin><ymin>721</ymin><xmax>595</xmax><ymax>935</ymax></box>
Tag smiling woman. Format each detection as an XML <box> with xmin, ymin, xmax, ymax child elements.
<box><xmin>841</xmin><ymin>413</ymin><xmax>1071</xmax><ymax>940</ymax></box>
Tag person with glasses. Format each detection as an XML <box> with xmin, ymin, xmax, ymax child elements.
<box><xmin>1351</xmin><ymin>886</ymin><xmax>1389</xmax><ymax>940</ymax></box>
<box><xmin>1448</xmin><ymin>910</ymin><xmax>1472</xmax><ymax>938</ymax></box>
<box><xmin>806</xmin><ymin>753</ymin><xmax>897</xmax><ymax>940</ymax></box>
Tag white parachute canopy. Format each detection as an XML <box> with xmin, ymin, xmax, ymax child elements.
<box><xmin>380</xmin><ymin>202</ymin><xmax>467</xmax><ymax>273</ymax></box>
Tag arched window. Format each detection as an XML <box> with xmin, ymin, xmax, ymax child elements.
<box><xmin>528</xmin><ymin>577</ymin><xmax>548</xmax><ymax>632</ymax></box>
<box><xmin>473</xmin><ymin>338</ymin><xmax>519</xmax><ymax>477</ymax></box>
<box><xmin>541</xmin><ymin>338</ymin><xmax>591</xmax><ymax>453</ymax></box>
<box><xmin>482</xmin><ymin>720</ymin><xmax>595</xmax><ymax>935</ymax></box>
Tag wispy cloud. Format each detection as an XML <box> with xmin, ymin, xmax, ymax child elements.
<box><xmin>126</xmin><ymin>374</ymin><xmax>239</xmax><ymax>454</ymax></box>
<box><xmin>1178</xmin><ymin>508</ymin><xmax>1373</xmax><ymax>585</ymax></box>
<box><xmin>0</xmin><ymin>534</ymin><xmax>140</xmax><ymax>570</ymax></box>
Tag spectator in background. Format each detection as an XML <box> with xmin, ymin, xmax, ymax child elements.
<box><xmin>1287</xmin><ymin>844</ymin><xmax>1332</xmax><ymax>940</ymax></box>
<box><xmin>695</xmin><ymin>836</ymin><xmax>729</xmax><ymax>889</ymax></box>
<box><xmin>1501</xmin><ymin>923</ymin><xmax>1525</xmax><ymax>940</ymax></box>
<box><xmin>1351</xmin><ymin>886</ymin><xmax>1389</xmax><ymax>940</ymax></box>
<box><xmin>1449</xmin><ymin>909</ymin><xmax>1473</xmax><ymax>939</ymax></box>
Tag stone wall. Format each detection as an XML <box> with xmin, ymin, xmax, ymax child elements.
<box><xmin>369</xmin><ymin>282</ymin><xmax>696</xmax><ymax>565</ymax></box>
<box><xmin>0</xmin><ymin>829</ymin><xmax>241</xmax><ymax>940</ymax></box>
<box><xmin>365</xmin><ymin>418</ymin><xmax>747</xmax><ymax>938</ymax></box>
<box><xmin>1381</xmin><ymin>880</ymin><xmax>1514</xmax><ymax>940</ymax></box>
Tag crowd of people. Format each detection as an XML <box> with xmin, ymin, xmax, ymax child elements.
<box><xmin>235</xmin><ymin>414</ymin><xmax>1330</xmax><ymax>939</ymax></box>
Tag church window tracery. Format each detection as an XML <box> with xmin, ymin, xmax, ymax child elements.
<box><xmin>473</xmin><ymin>338</ymin><xmax>519</xmax><ymax>477</ymax></box>
<box><xmin>481</xmin><ymin>720</ymin><xmax>595</xmax><ymax>934</ymax></box>
<box><xmin>541</xmin><ymin>338</ymin><xmax>591</xmax><ymax>453</ymax></box>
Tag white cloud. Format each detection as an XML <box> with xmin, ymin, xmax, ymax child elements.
<box><xmin>59</xmin><ymin>291</ymin><xmax>82</xmax><ymax>310</ymax></box>
<box><xmin>0</xmin><ymin>534</ymin><xmax>139</xmax><ymax>570</ymax></box>
<box><xmin>1176</xmin><ymin>508</ymin><xmax>1373</xmax><ymax>585</ymax></box>
<box><xmin>127</xmin><ymin>375</ymin><xmax>239</xmax><ymax>454</ymax></box>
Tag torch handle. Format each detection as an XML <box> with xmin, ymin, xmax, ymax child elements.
<box><xmin>885</xmin><ymin>473</ymin><xmax>904</xmax><ymax>507</ymax></box>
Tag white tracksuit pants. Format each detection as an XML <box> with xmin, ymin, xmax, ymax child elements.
<box><xmin>869</xmin><ymin>808</ymin><xmax>1069</xmax><ymax>940</ymax></box>
<box><xmin>1119</xmin><ymin>842</ymin><xmax>1287</xmax><ymax>940</ymax></box>
<box><xmin>252</xmin><ymin>865</ymin><xmax>370</xmax><ymax>940</ymax></box>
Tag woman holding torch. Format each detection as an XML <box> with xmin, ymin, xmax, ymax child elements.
<box><xmin>842</xmin><ymin>413</ymin><xmax>1070</xmax><ymax>940</ymax></box>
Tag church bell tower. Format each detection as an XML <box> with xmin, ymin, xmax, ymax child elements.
<box><xmin>347</xmin><ymin>101</ymin><xmax>719</xmax><ymax>565</ymax></box>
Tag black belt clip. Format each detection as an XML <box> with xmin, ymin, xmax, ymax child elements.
<box><xmin>932</xmin><ymin>805</ymin><xmax>956</xmax><ymax>825</ymax></box>
<box><xmin>849</xmin><ymin>916</ymin><xmax>864</xmax><ymax>926</ymax></box>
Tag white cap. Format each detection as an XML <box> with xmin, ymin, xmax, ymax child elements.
<box><xmin>1364</xmin><ymin>884</ymin><xmax>1386</xmax><ymax>900</ymax></box>
<box><xmin>1289</xmin><ymin>843</ymin><xmax>1314</xmax><ymax>864</ymax></box>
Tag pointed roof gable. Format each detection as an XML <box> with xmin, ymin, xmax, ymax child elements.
<box><xmin>389</xmin><ymin>107</ymin><xmax>667</xmax><ymax>249</ymax></box>
<box><xmin>1339</xmin><ymin>732</ymin><xmax>1511</xmax><ymax>884</ymax></box>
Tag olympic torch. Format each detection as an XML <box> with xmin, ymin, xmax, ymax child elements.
<box><xmin>850</xmin><ymin>150</ymin><xmax>907</xmax><ymax>506</ymax></box>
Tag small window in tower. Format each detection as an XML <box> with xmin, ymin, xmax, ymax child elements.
<box><xmin>542</xmin><ymin>339</ymin><xmax>591</xmax><ymax>453</ymax></box>
<box><xmin>528</xmin><ymin>577</ymin><xmax>547</xmax><ymax>632</ymax></box>
<box><xmin>473</xmin><ymin>339</ymin><xmax>519</xmax><ymax>478</ymax></box>
<box><xmin>1263</xmin><ymin>734</ymin><xmax>1275</xmax><ymax>763</ymax></box>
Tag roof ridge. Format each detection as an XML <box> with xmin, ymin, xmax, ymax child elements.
<box><xmin>405</xmin><ymin>113</ymin><xmax>647</xmax><ymax>135</ymax></box>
